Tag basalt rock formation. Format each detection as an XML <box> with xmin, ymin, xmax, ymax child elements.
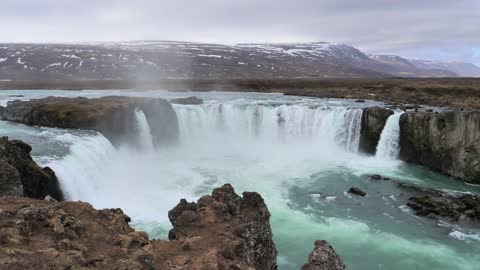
<box><xmin>407</xmin><ymin>192</ymin><xmax>480</xmax><ymax>222</ymax></box>
<box><xmin>359</xmin><ymin>107</ymin><xmax>394</xmax><ymax>154</ymax></box>
<box><xmin>302</xmin><ymin>240</ymin><xmax>346</xmax><ymax>270</ymax></box>
<box><xmin>0</xmin><ymin>96</ymin><xmax>179</xmax><ymax>147</ymax></box>
<box><xmin>0</xmin><ymin>184</ymin><xmax>280</xmax><ymax>270</ymax></box>
<box><xmin>0</xmin><ymin>137</ymin><xmax>63</xmax><ymax>201</ymax></box>
<box><xmin>399</xmin><ymin>111</ymin><xmax>480</xmax><ymax>184</ymax></box>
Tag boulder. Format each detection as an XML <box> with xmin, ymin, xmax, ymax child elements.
<box><xmin>347</xmin><ymin>187</ymin><xmax>366</xmax><ymax>197</ymax></box>
<box><xmin>0</xmin><ymin>96</ymin><xmax>179</xmax><ymax>147</ymax></box>
<box><xmin>170</xmin><ymin>96</ymin><xmax>203</xmax><ymax>105</ymax></box>
<box><xmin>0</xmin><ymin>137</ymin><xmax>63</xmax><ymax>201</ymax></box>
<box><xmin>302</xmin><ymin>240</ymin><xmax>346</xmax><ymax>270</ymax></box>
<box><xmin>359</xmin><ymin>107</ymin><xmax>394</xmax><ymax>154</ymax></box>
<box><xmin>399</xmin><ymin>111</ymin><xmax>480</xmax><ymax>184</ymax></box>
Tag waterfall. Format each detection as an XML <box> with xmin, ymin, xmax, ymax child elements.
<box><xmin>134</xmin><ymin>109</ymin><xmax>154</xmax><ymax>150</ymax></box>
<box><xmin>174</xmin><ymin>103</ymin><xmax>363</xmax><ymax>151</ymax></box>
<box><xmin>338</xmin><ymin>109</ymin><xmax>363</xmax><ymax>152</ymax></box>
<box><xmin>376</xmin><ymin>112</ymin><xmax>404</xmax><ymax>159</ymax></box>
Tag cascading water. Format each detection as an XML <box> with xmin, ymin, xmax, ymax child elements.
<box><xmin>2</xmin><ymin>90</ymin><xmax>479</xmax><ymax>270</ymax></box>
<box><xmin>134</xmin><ymin>109</ymin><xmax>154</xmax><ymax>150</ymax></box>
<box><xmin>174</xmin><ymin>103</ymin><xmax>363</xmax><ymax>152</ymax></box>
<box><xmin>376</xmin><ymin>112</ymin><xmax>404</xmax><ymax>159</ymax></box>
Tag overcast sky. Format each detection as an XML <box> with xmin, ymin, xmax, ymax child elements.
<box><xmin>2</xmin><ymin>0</ymin><xmax>479</xmax><ymax>64</ymax></box>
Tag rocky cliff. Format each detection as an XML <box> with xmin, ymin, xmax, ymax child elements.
<box><xmin>0</xmin><ymin>96</ymin><xmax>179</xmax><ymax>147</ymax></box>
<box><xmin>0</xmin><ymin>182</ymin><xmax>348</xmax><ymax>269</ymax></box>
<box><xmin>0</xmin><ymin>185</ymin><xmax>276</xmax><ymax>270</ymax></box>
<box><xmin>359</xmin><ymin>107</ymin><xmax>394</xmax><ymax>154</ymax></box>
<box><xmin>399</xmin><ymin>111</ymin><xmax>480</xmax><ymax>184</ymax></box>
<box><xmin>0</xmin><ymin>137</ymin><xmax>63</xmax><ymax>201</ymax></box>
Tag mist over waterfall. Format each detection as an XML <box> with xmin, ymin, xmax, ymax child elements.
<box><xmin>376</xmin><ymin>112</ymin><xmax>404</xmax><ymax>159</ymax></box>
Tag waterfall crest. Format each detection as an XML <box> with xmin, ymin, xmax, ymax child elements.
<box><xmin>174</xmin><ymin>104</ymin><xmax>363</xmax><ymax>152</ymax></box>
<box><xmin>376</xmin><ymin>112</ymin><xmax>404</xmax><ymax>159</ymax></box>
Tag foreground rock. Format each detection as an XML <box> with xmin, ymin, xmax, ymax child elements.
<box><xmin>0</xmin><ymin>137</ymin><xmax>63</xmax><ymax>201</ymax></box>
<box><xmin>0</xmin><ymin>96</ymin><xmax>179</xmax><ymax>146</ymax></box>
<box><xmin>0</xmin><ymin>184</ymin><xmax>280</xmax><ymax>269</ymax></box>
<box><xmin>359</xmin><ymin>107</ymin><xmax>394</xmax><ymax>154</ymax></box>
<box><xmin>407</xmin><ymin>192</ymin><xmax>480</xmax><ymax>222</ymax></box>
<box><xmin>170</xmin><ymin>96</ymin><xmax>204</xmax><ymax>105</ymax></box>
<box><xmin>302</xmin><ymin>240</ymin><xmax>346</xmax><ymax>270</ymax></box>
<box><xmin>399</xmin><ymin>111</ymin><xmax>480</xmax><ymax>184</ymax></box>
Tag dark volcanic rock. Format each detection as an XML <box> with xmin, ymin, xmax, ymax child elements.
<box><xmin>359</xmin><ymin>107</ymin><xmax>394</xmax><ymax>154</ymax></box>
<box><xmin>348</xmin><ymin>187</ymin><xmax>367</xmax><ymax>197</ymax></box>
<box><xmin>302</xmin><ymin>240</ymin><xmax>346</xmax><ymax>270</ymax></box>
<box><xmin>399</xmin><ymin>111</ymin><xmax>480</xmax><ymax>184</ymax></box>
<box><xmin>407</xmin><ymin>192</ymin><xmax>480</xmax><ymax>221</ymax></box>
<box><xmin>368</xmin><ymin>174</ymin><xmax>390</xmax><ymax>181</ymax></box>
<box><xmin>407</xmin><ymin>192</ymin><xmax>480</xmax><ymax>222</ymax></box>
<box><xmin>0</xmin><ymin>137</ymin><xmax>63</xmax><ymax>200</ymax></box>
<box><xmin>0</xmin><ymin>96</ymin><xmax>179</xmax><ymax>147</ymax></box>
<box><xmin>170</xmin><ymin>96</ymin><xmax>203</xmax><ymax>105</ymax></box>
<box><xmin>0</xmin><ymin>184</ymin><xmax>281</xmax><ymax>270</ymax></box>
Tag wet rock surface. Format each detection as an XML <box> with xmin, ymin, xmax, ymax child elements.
<box><xmin>407</xmin><ymin>192</ymin><xmax>480</xmax><ymax>222</ymax></box>
<box><xmin>359</xmin><ymin>107</ymin><xmax>394</xmax><ymax>154</ymax></box>
<box><xmin>0</xmin><ymin>184</ymin><xmax>283</xmax><ymax>270</ymax></box>
<box><xmin>0</xmin><ymin>137</ymin><xmax>63</xmax><ymax>200</ymax></box>
<box><xmin>170</xmin><ymin>96</ymin><xmax>203</xmax><ymax>105</ymax></box>
<box><xmin>347</xmin><ymin>187</ymin><xmax>366</xmax><ymax>197</ymax></box>
<box><xmin>399</xmin><ymin>111</ymin><xmax>480</xmax><ymax>184</ymax></box>
<box><xmin>301</xmin><ymin>240</ymin><xmax>346</xmax><ymax>270</ymax></box>
<box><xmin>0</xmin><ymin>96</ymin><xmax>179</xmax><ymax>147</ymax></box>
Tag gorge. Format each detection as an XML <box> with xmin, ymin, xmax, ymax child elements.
<box><xmin>1</xmin><ymin>90</ymin><xmax>480</xmax><ymax>269</ymax></box>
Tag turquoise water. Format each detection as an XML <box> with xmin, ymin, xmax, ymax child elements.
<box><xmin>1</xmin><ymin>90</ymin><xmax>479</xmax><ymax>269</ymax></box>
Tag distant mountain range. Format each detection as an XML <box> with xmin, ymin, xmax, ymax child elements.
<box><xmin>0</xmin><ymin>41</ymin><xmax>478</xmax><ymax>81</ymax></box>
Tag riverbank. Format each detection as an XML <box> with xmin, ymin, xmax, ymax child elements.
<box><xmin>2</xmin><ymin>78</ymin><xmax>480</xmax><ymax>109</ymax></box>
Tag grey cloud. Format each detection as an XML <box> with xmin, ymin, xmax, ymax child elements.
<box><xmin>1</xmin><ymin>0</ymin><xmax>479</xmax><ymax>64</ymax></box>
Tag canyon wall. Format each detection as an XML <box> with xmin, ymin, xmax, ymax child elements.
<box><xmin>399</xmin><ymin>111</ymin><xmax>480</xmax><ymax>184</ymax></box>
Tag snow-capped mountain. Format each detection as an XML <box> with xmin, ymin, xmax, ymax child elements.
<box><xmin>369</xmin><ymin>55</ymin><xmax>458</xmax><ymax>77</ymax></box>
<box><xmin>407</xmin><ymin>59</ymin><xmax>480</xmax><ymax>77</ymax></box>
<box><xmin>0</xmin><ymin>40</ymin><xmax>476</xmax><ymax>81</ymax></box>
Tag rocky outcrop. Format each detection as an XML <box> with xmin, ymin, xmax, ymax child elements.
<box><xmin>0</xmin><ymin>184</ymin><xmax>280</xmax><ymax>270</ymax></box>
<box><xmin>0</xmin><ymin>96</ymin><xmax>179</xmax><ymax>147</ymax></box>
<box><xmin>407</xmin><ymin>192</ymin><xmax>480</xmax><ymax>222</ymax></box>
<box><xmin>164</xmin><ymin>184</ymin><xmax>278</xmax><ymax>269</ymax></box>
<box><xmin>0</xmin><ymin>137</ymin><xmax>63</xmax><ymax>201</ymax></box>
<box><xmin>359</xmin><ymin>107</ymin><xmax>394</xmax><ymax>154</ymax></box>
<box><xmin>399</xmin><ymin>111</ymin><xmax>480</xmax><ymax>184</ymax></box>
<box><xmin>170</xmin><ymin>96</ymin><xmax>204</xmax><ymax>105</ymax></box>
<box><xmin>302</xmin><ymin>240</ymin><xmax>346</xmax><ymax>270</ymax></box>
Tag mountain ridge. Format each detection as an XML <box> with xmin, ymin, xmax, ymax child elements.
<box><xmin>0</xmin><ymin>40</ymin><xmax>477</xmax><ymax>81</ymax></box>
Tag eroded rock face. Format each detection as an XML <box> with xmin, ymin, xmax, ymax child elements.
<box><xmin>359</xmin><ymin>107</ymin><xmax>394</xmax><ymax>154</ymax></box>
<box><xmin>0</xmin><ymin>137</ymin><xmax>63</xmax><ymax>200</ymax></box>
<box><xmin>0</xmin><ymin>96</ymin><xmax>179</xmax><ymax>147</ymax></box>
<box><xmin>399</xmin><ymin>111</ymin><xmax>480</xmax><ymax>184</ymax></box>
<box><xmin>302</xmin><ymin>240</ymin><xmax>346</xmax><ymax>270</ymax></box>
<box><xmin>170</xmin><ymin>96</ymin><xmax>204</xmax><ymax>105</ymax></box>
<box><xmin>0</xmin><ymin>184</ymin><xmax>279</xmax><ymax>270</ymax></box>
